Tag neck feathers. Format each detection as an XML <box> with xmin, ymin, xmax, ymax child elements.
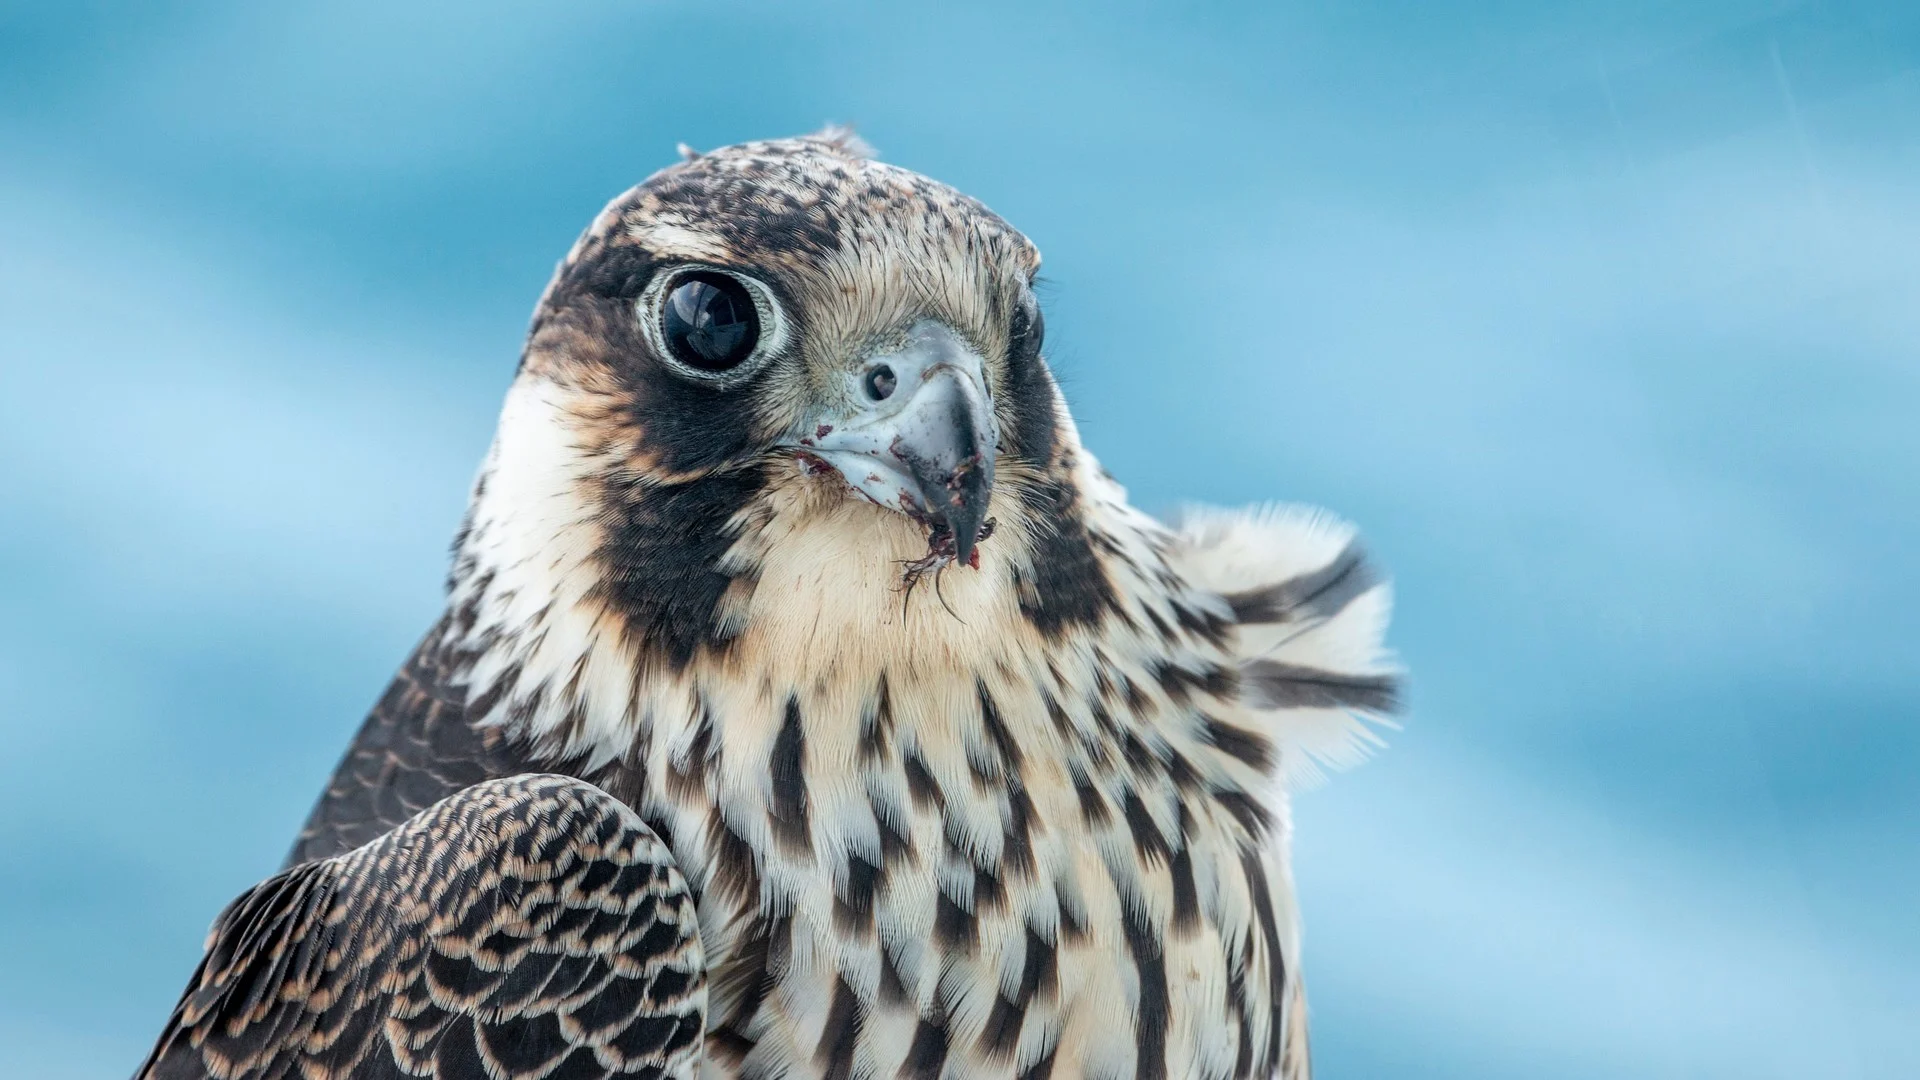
<box><xmin>437</xmin><ymin>373</ymin><xmax>1149</xmax><ymax>771</ymax></box>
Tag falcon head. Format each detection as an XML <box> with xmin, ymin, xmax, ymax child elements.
<box><xmin>457</xmin><ymin>130</ymin><xmax>1107</xmax><ymax>674</ymax></box>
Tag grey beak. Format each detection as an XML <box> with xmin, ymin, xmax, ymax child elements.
<box><xmin>799</xmin><ymin>321</ymin><xmax>999</xmax><ymax>565</ymax></box>
<box><xmin>891</xmin><ymin>365</ymin><xmax>994</xmax><ymax>565</ymax></box>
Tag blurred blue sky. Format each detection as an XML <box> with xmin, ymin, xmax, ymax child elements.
<box><xmin>2</xmin><ymin>1</ymin><xmax>1916</xmax><ymax>1076</ymax></box>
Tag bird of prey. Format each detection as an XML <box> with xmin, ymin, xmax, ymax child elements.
<box><xmin>138</xmin><ymin>130</ymin><xmax>1400</xmax><ymax>1080</ymax></box>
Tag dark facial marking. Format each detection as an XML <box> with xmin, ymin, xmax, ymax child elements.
<box><xmin>998</xmin><ymin>293</ymin><xmax>1059</xmax><ymax>468</ymax></box>
<box><xmin>1014</xmin><ymin>476</ymin><xmax>1121</xmax><ymax>637</ymax></box>
<box><xmin>538</xmin><ymin>242</ymin><xmax>770</xmax><ymax>478</ymax></box>
<box><xmin>596</xmin><ymin>467</ymin><xmax>766</xmax><ymax>672</ymax></box>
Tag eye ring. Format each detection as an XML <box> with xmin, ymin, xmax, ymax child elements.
<box><xmin>637</xmin><ymin>265</ymin><xmax>788</xmax><ymax>384</ymax></box>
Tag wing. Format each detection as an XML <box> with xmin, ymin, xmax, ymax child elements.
<box><xmin>138</xmin><ymin>774</ymin><xmax>707</xmax><ymax>1080</ymax></box>
<box><xmin>287</xmin><ymin>620</ymin><xmax>548</xmax><ymax>867</ymax></box>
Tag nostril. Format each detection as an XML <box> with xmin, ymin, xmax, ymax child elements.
<box><xmin>865</xmin><ymin>364</ymin><xmax>898</xmax><ymax>401</ymax></box>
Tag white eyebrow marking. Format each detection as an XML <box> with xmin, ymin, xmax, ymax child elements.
<box><xmin>624</xmin><ymin>221</ymin><xmax>734</xmax><ymax>263</ymax></box>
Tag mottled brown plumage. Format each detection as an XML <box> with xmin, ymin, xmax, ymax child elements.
<box><xmin>142</xmin><ymin>130</ymin><xmax>1401</xmax><ymax>1080</ymax></box>
<box><xmin>140</xmin><ymin>775</ymin><xmax>705</xmax><ymax>1080</ymax></box>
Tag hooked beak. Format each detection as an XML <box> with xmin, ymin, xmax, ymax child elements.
<box><xmin>793</xmin><ymin>321</ymin><xmax>997</xmax><ymax>565</ymax></box>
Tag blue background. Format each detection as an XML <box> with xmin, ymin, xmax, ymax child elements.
<box><xmin>2</xmin><ymin>2</ymin><xmax>1916</xmax><ymax>1076</ymax></box>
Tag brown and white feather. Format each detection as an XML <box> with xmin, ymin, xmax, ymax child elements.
<box><xmin>149</xmin><ymin>131</ymin><xmax>1400</xmax><ymax>1080</ymax></box>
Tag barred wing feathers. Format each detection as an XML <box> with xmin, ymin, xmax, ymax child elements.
<box><xmin>136</xmin><ymin>774</ymin><xmax>707</xmax><ymax>1080</ymax></box>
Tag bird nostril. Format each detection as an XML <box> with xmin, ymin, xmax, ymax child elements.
<box><xmin>865</xmin><ymin>364</ymin><xmax>898</xmax><ymax>402</ymax></box>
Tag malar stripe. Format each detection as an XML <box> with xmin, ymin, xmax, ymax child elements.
<box><xmin>1242</xmin><ymin>660</ymin><xmax>1402</xmax><ymax>714</ymax></box>
<box><xmin>1013</xmin><ymin>476</ymin><xmax>1122</xmax><ymax>637</ymax></box>
<box><xmin>593</xmin><ymin>466</ymin><xmax>765</xmax><ymax>671</ymax></box>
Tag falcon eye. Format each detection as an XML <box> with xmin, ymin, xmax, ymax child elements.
<box><xmin>660</xmin><ymin>272</ymin><xmax>760</xmax><ymax>372</ymax></box>
<box><xmin>1010</xmin><ymin>291</ymin><xmax>1045</xmax><ymax>360</ymax></box>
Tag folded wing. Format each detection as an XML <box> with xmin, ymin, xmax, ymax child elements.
<box><xmin>137</xmin><ymin>774</ymin><xmax>706</xmax><ymax>1080</ymax></box>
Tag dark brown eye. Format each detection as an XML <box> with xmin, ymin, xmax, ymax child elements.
<box><xmin>1010</xmin><ymin>291</ymin><xmax>1044</xmax><ymax>360</ymax></box>
<box><xmin>661</xmin><ymin>272</ymin><xmax>759</xmax><ymax>371</ymax></box>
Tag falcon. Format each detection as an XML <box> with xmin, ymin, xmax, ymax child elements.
<box><xmin>138</xmin><ymin>130</ymin><xmax>1400</xmax><ymax>1080</ymax></box>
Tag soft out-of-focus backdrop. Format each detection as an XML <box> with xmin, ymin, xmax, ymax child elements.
<box><xmin>2</xmin><ymin>1</ymin><xmax>1915</xmax><ymax>1076</ymax></box>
